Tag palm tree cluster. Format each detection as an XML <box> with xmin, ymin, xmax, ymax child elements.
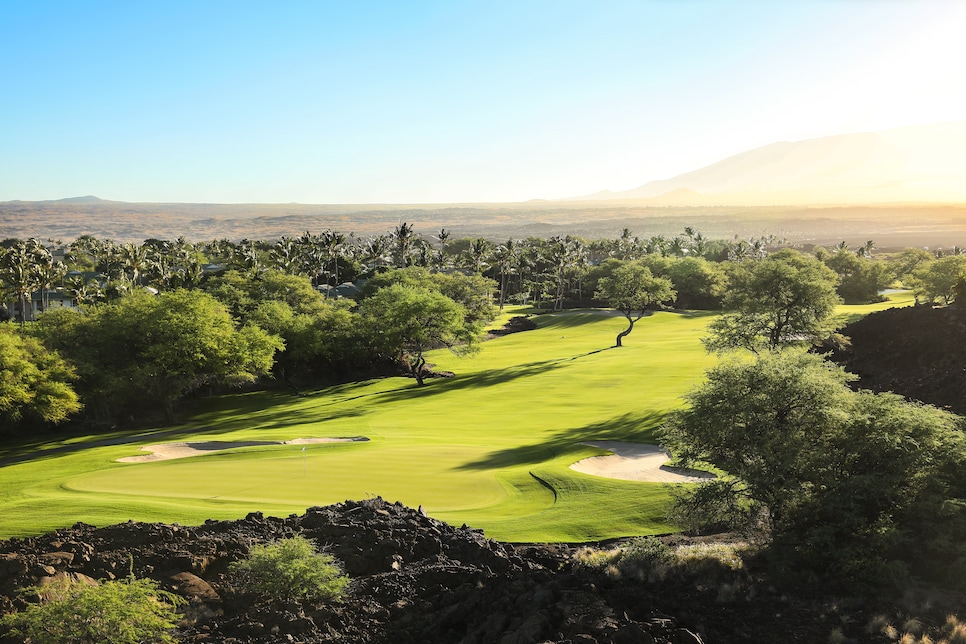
<box><xmin>3</xmin><ymin>226</ymin><xmax>802</xmax><ymax>322</ymax></box>
<box><xmin>0</xmin><ymin>239</ymin><xmax>64</xmax><ymax>323</ymax></box>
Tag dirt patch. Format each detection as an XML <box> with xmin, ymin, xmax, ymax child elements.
<box><xmin>570</xmin><ymin>441</ymin><xmax>716</xmax><ymax>483</ymax></box>
<box><xmin>117</xmin><ymin>437</ymin><xmax>369</xmax><ymax>463</ymax></box>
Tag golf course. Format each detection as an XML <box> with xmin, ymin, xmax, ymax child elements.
<box><xmin>0</xmin><ymin>294</ymin><xmax>913</xmax><ymax>542</ymax></box>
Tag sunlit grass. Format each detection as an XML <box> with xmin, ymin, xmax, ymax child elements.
<box><xmin>0</xmin><ymin>297</ymin><xmax>914</xmax><ymax>541</ymax></box>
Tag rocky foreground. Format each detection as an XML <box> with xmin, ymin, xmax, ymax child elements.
<box><xmin>0</xmin><ymin>497</ymin><xmax>881</xmax><ymax>643</ymax></box>
<box><xmin>831</xmin><ymin>303</ymin><xmax>966</xmax><ymax>415</ymax></box>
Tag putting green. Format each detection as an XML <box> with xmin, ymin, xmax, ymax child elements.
<box><xmin>0</xmin><ymin>294</ymin><xmax>914</xmax><ymax>541</ymax></box>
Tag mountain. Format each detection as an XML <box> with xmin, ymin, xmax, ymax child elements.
<box><xmin>50</xmin><ymin>195</ymin><xmax>114</xmax><ymax>203</ymax></box>
<box><xmin>578</xmin><ymin>121</ymin><xmax>966</xmax><ymax>205</ymax></box>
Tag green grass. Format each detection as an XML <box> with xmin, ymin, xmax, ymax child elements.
<box><xmin>0</xmin><ymin>296</ymin><xmax>913</xmax><ymax>542</ymax></box>
<box><xmin>831</xmin><ymin>289</ymin><xmax>916</xmax><ymax>326</ymax></box>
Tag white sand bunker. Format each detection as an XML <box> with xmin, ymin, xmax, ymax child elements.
<box><xmin>117</xmin><ymin>437</ymin><xmax>369</xmax><ymax>463</ymax></box>
<box><xmin>570</xmin><ymin>441</ymin><xmax>715</xmax><ymax>483</ymax></box>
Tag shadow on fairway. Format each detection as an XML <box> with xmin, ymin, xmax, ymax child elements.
<box><xmin>368</xmin><ymin>346</ymin><xmax>618</xmax><ymax>404</ymax></box>
<box><xmin>455</xmin><ymin>410</ymin><xmax>666</xmax><ymax>471</ymax></box>
<box><xmin>0</xmin><ymin>407</ymin><xmax>367</xmax><ymax>467</ymax></box>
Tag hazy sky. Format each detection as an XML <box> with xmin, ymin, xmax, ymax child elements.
<box><xmin>3</xmin><ymin>1</ymin><xmax>965</xmax><ymax>204</ymax></box>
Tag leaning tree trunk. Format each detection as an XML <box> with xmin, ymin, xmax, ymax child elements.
<box><xmin>410</xmin><ymin>354</ymin><xmax>427</xmax><ymax>386</ymax></box>
<box><xmin>615</xmin><ymin>316</ymin><xmax>636</xmax><ymax>347</ymax></box>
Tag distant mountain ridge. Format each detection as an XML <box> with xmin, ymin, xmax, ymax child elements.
<box><xmin>52</xmin><ymin>195</ymin><xmax>114</xmax><ymax>204</ymax></box>
<box><xmin>575</xmin><ymin>121</ymin><xmax>966</xmax><ymax>205</ymax></box>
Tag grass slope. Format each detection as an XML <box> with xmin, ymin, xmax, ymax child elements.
<box><xmin>0</xmin><ymin>294</ymin><xmax>914</xmax><ymax>542</ymax></box>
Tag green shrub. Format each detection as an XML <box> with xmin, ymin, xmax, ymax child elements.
<box><xmin>621</xmin><ymin>537</ymin><xmax>673</xmax><ymax>567</ymax></box>
<box><xmin>1</xmin><ymin>575</ymin><xmax>184</xmax><ymax>644</ymax></box>
<box><xmin>229</xmin><ymin>535</ymin><xmax>349</xmax><ymax>604</ymax></box>
<box><xmin>574</xmin><ymin>538</ymin><xmax>749</xmax><ymax>590</ymax></box>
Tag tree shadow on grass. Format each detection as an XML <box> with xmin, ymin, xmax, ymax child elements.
<box><xmin>362</xmin><ymin>351</ymin><xmax>612</xmax><ymax>405</ymax></box>
<box><xmin>455</xmin><ymin>410</ymin><xmax>667</xmax><ymax>471</ymax></box>
<box><xmin>0</xmin><ymin>407</ymin><xmax>367</xmax><ymax>467</ymax></box>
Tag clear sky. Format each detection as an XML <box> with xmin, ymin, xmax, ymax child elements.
<box><xmin>2</xmin><ymin>1</ymin><xmax>965</xmax><ymax>204</ymax></box>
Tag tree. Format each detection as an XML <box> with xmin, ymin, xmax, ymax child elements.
<box><xmin>34</xmin><ymin>290</ymin><xmax>282</xmax><ymax>423</ymax></box>
<box><xmin>492</xmin><ymin>239</ymin><xmax>519</xmax><ymax>310</ymax></box>
<box><xmin>662</xmin><ymin>351</ymin><xmax>966</xmax><ymax>588</ymax></box>
<box><xmin>0</xmin><ymin>239</ymin><xmax>45</xmax><ymax>324</ymax></box>
<box><xmin>704</xmin><ymin>249</ymin><xmax>841</xmax><ymax>353</ymax></box>
<box><xmin>358</xmin><ymin>284</ymin><xmax>480</xmax><ymax>385</ymax></box>
<box><xmin>360</xmin><ymin>266</ymin><xmax>496</xmax><ymax>325</ymax></box>
<box><xmin>0</xmin><ymin>324</ymin><xmax>81</xmax><ymax>429</ymax></box>
<box><xmin>118</xmin><ymin>242</ymin><xmax>149</xmax><ymax>285</ymax></box>
<box><xmin>461</xmin><ymin>237</ymin><xmax>494</xmax><ymax>274</ymax></box>
<box><xmin>595</xmin><ymin>262</ymin><xmax>675</xmax><ymax>347</ymax></box>
<box><xmin>248</xmin><ymin>297</ymin><xmax>360</xmax><ymax>386</ymax></box>
<box><xmin>887</xmin><ymin>247</ymin><xmax>933</xmax><ymax>285</ymax></box>
<box><xmin>911</xmin><ymin>254</ymin><xmax>966</xmax><ymax>304</ymax></box>
<box><xmin>666</xmin><ymin>256</ymin><xmax>727</xmax><ymax>309</ymax></box>
<box><xmin>821</xmin><ymin>248</ymin><xmax>890</xmax><ymax>304</ymax></box>
<box><xmin>392</xmin><ymin>222</ymin><xmax>416</xmax><ymax>268</ymax></box>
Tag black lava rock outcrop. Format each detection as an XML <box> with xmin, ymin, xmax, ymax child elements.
<box><xmin>830</xmin><ymin>304</ymin><xmax>966</xmax><ymax>414</ymax></box>
<box><xmin>0</xmin><ymin>498</ymin><xmax>701</xmax><ymax>643</ymax></box>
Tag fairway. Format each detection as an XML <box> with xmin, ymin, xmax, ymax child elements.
<box><xmin>0</xmin><ymin>294</ymin><xmax>914</xmax><ymax>542</ymax></box>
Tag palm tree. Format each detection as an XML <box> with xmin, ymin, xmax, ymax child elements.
<box><xmin>392</xmin><ymin>222</ymin><xmax>416</xmax><ymax>268</ymax></box>
<box><xmin>34</xmin><ymin>248</ymin><xmax>66</xmax><ymax>313</ymax></box>
<box><xmin>0</xmin><ymin>239</ymin><xmax>43</xmax><ymax>323</ymax></box>
<box><xmin>433</xmin><ymin>228</ymin><xmax>453</xmax><ymax>269</ymax></box>
<box><xmin>750</xmin><ymin>239</ymin><xmax>768</xmax><ymax>260</ymax></box>
<box><xmin>669</xmin><ymin>236</ymin><xmax>689</xmax><ymax>257</ymax></box>
<box><xmin>728</xmin><ymin>240</ymin><xmax>751</xmax><ymax>264</ymax></box>
<box><xmin>690</xmin><ymin>231</ymin><xmax>707</xmax><ymax>257</ymax></box>
<box><xmin>67</xmin><ymin>277</ymin><xmax>106</xmax><ymax>306</ymax></box>
<box><xmin>271</xmin><ymin>237</ymin><xmax>302</xmax><ymax>275</ymax></box>
<box><xmin>410</xmin><ymin>238</ymin><xmax>434</xmax><ymax>268</ymax></box>
<box><xmin>463</xmin><ymin>238</ymin><xmax>494</xmax><ymax>275</ymax></box>
<box><xmin>566</xmin><ymin>236</ymin><xmax>588</xmax><ymax>305</ymax></box>
<box><xmin>543</xmin><ymin>236</ymin><xmax>585</xmax><ymax>310</ymax></box>
<box><xmin>617</xmin><ymin>228</ymin><xmax>636</xmax><ymax>259</ymax></box>
<box><xmin>237</xmin><ymin>239</ymin><xmax>262</xmax><ymax>276</ymax></box>
<box><xmin>362</xmin><ymin>234</ymin><xmax>392</xmax><ymax>270</ymax></box>
<box><xmin>120</xmin><ymin>242</ymin><xmax>150</xmax><ymax>285</ymax></box>
<box><xmin>320</xmin><ymin>230</ymin><xmax>347</xmax><ymax>286</ymax></box>
<box><xmin>644</xmin><ymin>235</ymin><xmax>670</xmax><ymax>256</ymax></box>
<box><xmin>492</xmin><ymin>239</ymin><xmax>519</xmax><ymax>311</ymax></box>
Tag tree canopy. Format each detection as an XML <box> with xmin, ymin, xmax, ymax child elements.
<box><xmin>360</xmin><ymin>266</ymin><xmax>497</xmax><ymax>325</ymax></box>
<box><xmin>819</xmin><ymin>248</ymin><xmax>890</xmax><ymax>304</ymax></box>
<box><xmin>703</xmin><ymin>249</ymin><xmax>841</xmax><ymax>353</ymax></box>
<box><xmin>594</xmin><ymin>262</ymin><xmax>675</xmax><ymax>347</ymax></box>
<box><xmin>911</xmin><ymin>254</ymin><xmax>966</xmax><ymax>304</ymax></box>
<box><xmin>663</xmin><ymin>350</ymin><xmax>966</xmax><ymax>588</ymax></box>
<box><xmin>0</xmin><ymin>323</ymin><xmax>81</xmax><ymax>429</ymax></box>
<box><xmin>358</xmin><ymin>284</ymin><xmax>481</xmax><ymax>385</ymax></box>
<box><xmin>33</xmin><ymin>290</ymin><xmax>282</xmax><ymax>423</ymax></box>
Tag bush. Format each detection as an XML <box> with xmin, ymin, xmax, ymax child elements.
<box><xmin>574</xmin><ymin>537</ymin><xmax>748</xmax><ymax>589</ymax></box>
<box><xmin>621</xmin><ymin>536</ymin><xmax>673</xmax><ymax>567</ymax></box>
<box><xmin>1</xmin><ymin>575</ymin><xmax>184</xmax><ymax>644</ymax></box>
<box><xmin>229</xmin><ymin>535</ymin><xmax>349</xmax><ymax>604</ymax></box>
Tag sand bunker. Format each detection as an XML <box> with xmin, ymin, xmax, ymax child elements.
<box><xmin>570</xmin><ymin>441</ymin><xmax>715</xmax><ymax>483</ymax></box>
<box><xmin>117</xmin><ymin>437</ymin><xmax>369</xmax><ymax>463</ymax></box>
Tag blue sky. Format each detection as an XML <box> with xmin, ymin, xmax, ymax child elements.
<box><xmin>2</xmin><ymin>1</ymin><xmax>965</xmax><ymax>203</ymax></box>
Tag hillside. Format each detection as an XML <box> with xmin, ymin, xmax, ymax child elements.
<box><xmin>581</xmin><ymin>121</ymin><xmax>966</xmax><ymax>206</ymax></box>
<box><xmin>5</xmin><ymin>198</ymin><xmax>966</xmax><ymax>249</ymax></box>
<box><xmin>830</xmin><ymin>304</ymin><xmax>966</xmax><ymax>414</ymax></box>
